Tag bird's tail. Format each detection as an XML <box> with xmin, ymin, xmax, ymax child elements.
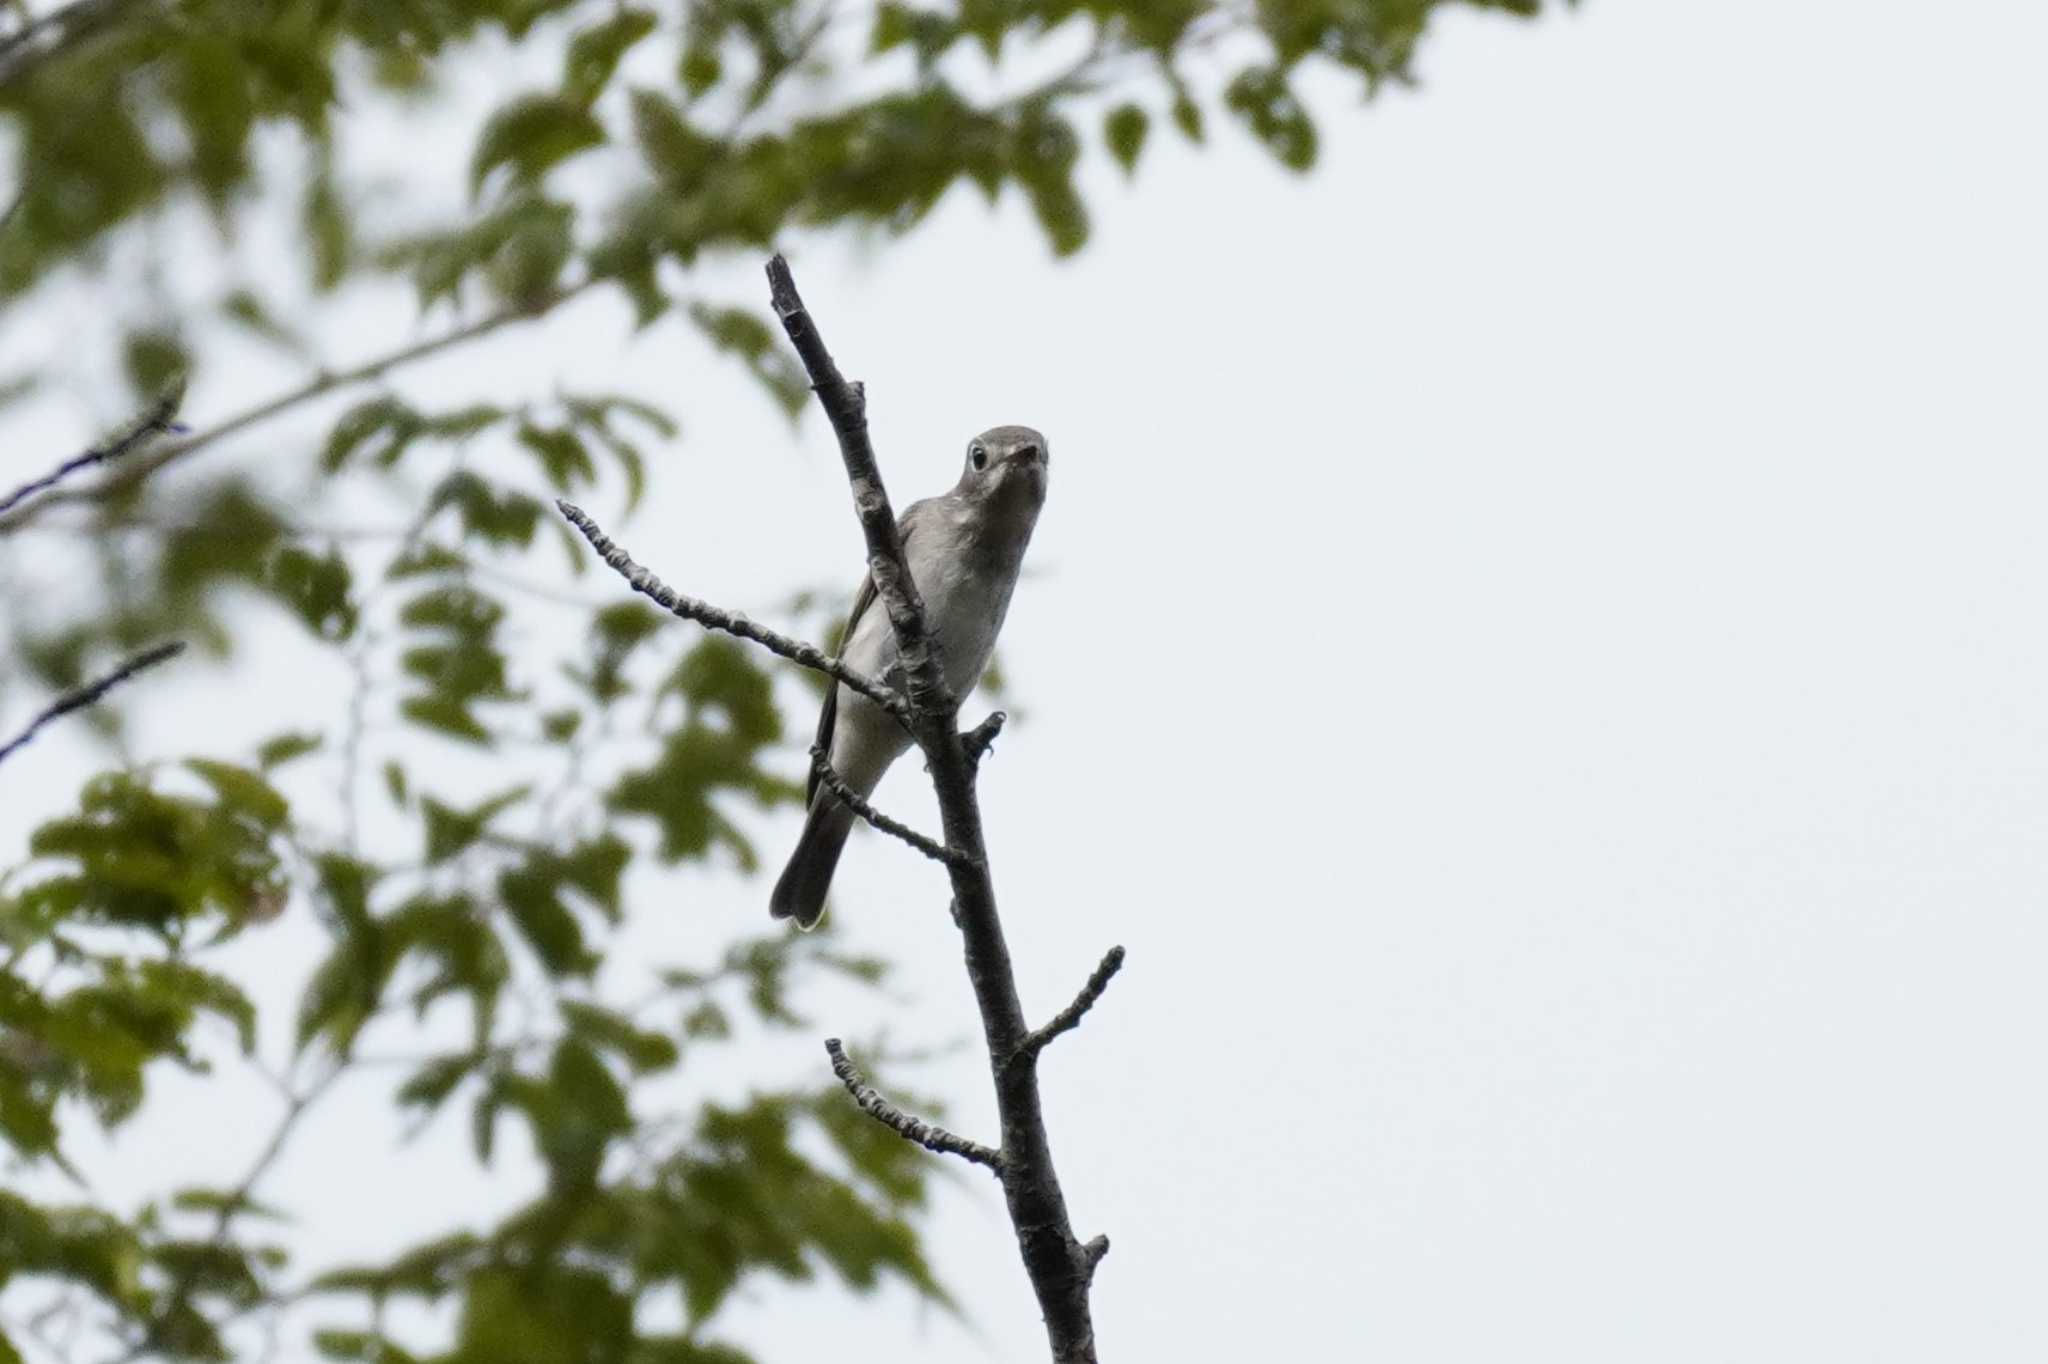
<box><xmin>769</xmin><ymin>795</ymin><xmax>856</xmax><ymax>929</ymax></box>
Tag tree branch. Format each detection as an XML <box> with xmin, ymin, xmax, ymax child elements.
<box><xmin>554</xmin><ymin>500</ymin><xmax>907</xmax><ymax>719</ymax></box>
<box><xmin>0</xmin><ymin>640</ymin><xmax>184</xmax><ymax>768</ymax></box>
<box><xmin>0</xmin><ymin>382</ymin><xmax>184</xmax><ymax>521</ymax></box>
<box><xmin>0</xmin><ymin>0</ymin><xmax>134</xmax><ymax>88</ymax></box>
<box><xmin>0</xmin><ymin>284</ymin><xmax>591</xmax><ymax>534</ymax></box>
<box><xmin>824</xmin><ymin>1039</ymin><xmax>1003</xmax><ymax>1172</ymax></box>
<box><xmin>767</xmin><ymin>254</ymin><xmax>1107</xmax><ymax>1364</ymax></box>
<box><xmin>1019</xmin><ymin>947</ymin><xmax>1126</xmax><ymax>1063</ymax></box>
<box><xmin>764</xmin><ymin>256</ymin><xmax>954</xmax><ymax>719</ymax></box>
<box><xmin>809</xmin><ymin>744</ymin><xmax>973</xmax><ymax>867</ymax></box>
<box><xmin>121</xmin><ymin>1062</ymin><xmax>347</xmax><ymax>1361</ymax></box>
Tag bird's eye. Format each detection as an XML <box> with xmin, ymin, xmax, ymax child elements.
<box><xmin>969</xmin><ymin>443</ymin><xmax>988</xmax><ymax>471</ymax></box>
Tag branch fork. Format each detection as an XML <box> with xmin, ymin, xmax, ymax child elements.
<box><xmin>808</xmin><ymin>745</ymin><xmax>976</xmax><ymax>867</ymax></box>
<box><xmin>1018</xmin><ymin>946</ymin><xmax>1127</xmax><ymax>1065</ymax></box>
<box><xmin>554</xmin><ymin>500</ymin><xmax>907</xmax><ymax>720</ymax></box>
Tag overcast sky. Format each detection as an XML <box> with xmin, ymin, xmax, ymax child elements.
<box><xmin>7</xmin><ymin>0</ymin><xmax>2048</xmax><ymax>1359</ymax></box>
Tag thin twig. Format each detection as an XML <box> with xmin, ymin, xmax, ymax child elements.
<box><xmin>0</xmin><ymin>383</ymin><xmax>184</xmax><ymax>520</ymax></box>
<box><xmin>962</xmin><ymin>709</ymin><xmax>1007</xmax><ymax>769</ymax></box>
<box><xmin>121</xmin><ymin>1062</ymin><xmax>347</xmax><ymax>1361</ymax></box>
<box><xmin>0</xmin><ymin>0</ymin><xmax>129</xmax><ymax>87</ymax></box>
<box><xmin>808</xmin><ymin>743</ymin><xmax>972</xmax><ymax>866</ymax></box>
<box><xmin>0</xmin><ymin>640</ymin><xmax>184</xmax><ymax>768</ymax></box>
<box><xmin>824</xmin><ymin>1039</ymin><xmax>1002</xmax><ymax>1172</ymax></box>
<box><xmin>554</xmin><ymin>499</ymin><xmax>907</xmax><ymax>719</ymax></box>
<box><xmin>1082</xmin><ymin>1235</ymin><xmax>1110</xmax><ymax>1277</ymax></box>
<box><xmin>1019</xmin><ymin>947</ymin><xmax>1126</xmax><ymax>1062</ymax></box>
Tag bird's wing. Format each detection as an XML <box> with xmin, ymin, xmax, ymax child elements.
<box><xmin>808</xmin><ymin>502</ymin><xmax>927</xmax><ymax>806</ymax></box>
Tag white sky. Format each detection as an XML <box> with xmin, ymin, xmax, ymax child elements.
<box><xmin>6</xmin><ymin>0</ymin><xmax>2048</xmax><ymax>1359</ymax></box>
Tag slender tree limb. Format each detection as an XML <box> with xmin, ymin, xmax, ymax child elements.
<box><xmin>555</xmin><ymin>500</ymin><xmax>907</xmax><ymax>719</ymax></box>
<box><xmin>121</xmin><ymin>1062</ymin><xmax>347</xmax><ymax>1361</ymax></box>
<box><xmin>809</xmin><ymin>744</ymin><xmax>974</xmax><ymax>867</ymax></box>
<box><xmin>824</xmin><ymin>1039</ymin><xmax>1003</xmax><ymax>1172</ymax></box>
<box><xmin>1019</xmin><ymin>947</ymin><xmax>1126</xmax><ymax>1063</ymax></box>
<box><xmin>0</xmin><ymin>382</ymin><xmax>184</xmax><ymax>521</ymax></box>
<box><xmin>0</xmin><ymin>0</ymin><xmax>133</xmax><ymax>87</ymax></box>
<box><xmin>764</xmin><ymin>255</ymin><xmax>954</xmax><ymax>718</ymax></box>
<box><xmin>0</xmin><ymin>285</ymin><xmax>591</xmax><ymax>534</ymax></box>
<box><xmin>767</xmin><ymin>255</ymin><xmax>1106</xmax><ymax>1364</ymax></box>
<box><xmin>0</xmin><ymin>640</ymin><xmax>184</xmax><ymax>768</ymax></box>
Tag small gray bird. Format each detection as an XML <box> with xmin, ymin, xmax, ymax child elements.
<box><xmin>770</xmin><ymin>424</ymin><xmax>1050</xmax><ymax>927</ymax></box>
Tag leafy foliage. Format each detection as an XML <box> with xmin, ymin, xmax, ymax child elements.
<box><xmin>0</xmin><ymin>0</ymin><xmax>1557</xmax><ymax>1358</ymax></box>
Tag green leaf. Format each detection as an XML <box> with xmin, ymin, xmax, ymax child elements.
<box><xmin>397</xmin><ymin>585</ymin><xmax>513</xmax><ymax>745</ymax></box>
<box><xmin>515</xmin><ymin>423</ymin><xmax>597</xmax><ymax>493</ymax></box>
<box><xmin>171</xmin><ymin>1187</ymin><xmax>287</xmax><ymax>1221</ymax></box>
<box><xmin>561</xmin><ymin>1001</ymin><xmax>678</xmax><ymax>1074</ymax></box>
<box><xmin>220</xmin><ymin>288</ymin><xmax>307</xmax><ymax>353</ymax></box>
<box><xmin>428</xmin><ymin>472</ymin><xmax>544</xmax><ymax>549</ymax></box>
<box><xmin>470</xmin><ymin>94</ymin><xmax>607</xmax><ymax>195</ymax></box>
<box><xmin>564</xmin><ymin>8</ymin><xmax>657</xmax><ymax>106</ymax></box>
<box><xmin>630</xmin><ymin>89</ymin><xmax>719</xmax><ymax>189</ymax></box>
<box><xmin>1225</xmin><ymin>66</ymin><xmax>1318</xmax><ymax>172</ymax></box>
<box><xmin>382</xmin><ymin>760</ymin><xmax>410</xmax><ymax>808</ymax></box>
<box><xmin>313</xmin><ymin>854</ymin><xmax>377</xmax><ymax>931</ymax></box>
<box><xmin>421</xmin><ymin>785</ymin><xmax>531</xmax><ymax>864</ymax></box>
<box><xmin>451</xmin><ymin>1265</ymin><xmax>632</xmax><ymax>1364</ymax></box>
<box><xmin>385</xmin><ymin>894</ymin><xmax>508</xmax><ymax>1031</ymax></box>
<box><xmin>266</xmin><ymin>544</ymin><xmax>357</xmax><ymax>639</ymax></box>
<box><xmin>296</xmin><ymin>926</ymin><xmax>389</xmax><ymax>1056</ymax></box>
<box><xmin>256</xmin><ymin>732</ymin><xmax>322</xmax><ymax>769</ymax></box>
<box><xmin>122</xmin><ymin>327</ymin><xmax>188</xmax><ymax>401</ymax></box>
<box><xmin>395</xmin><ymin>1053</ymin><xmax>481</xmax><ymax>1116</ymax></box>
<box><xmin>687</xmin><ymin>304</ymin><xmax>809</xmax><ymax>417</ymax></box>
<box><xmin>184</xmin><ymin>759</ymin><xmax>288</xmax><ymax>829</ymax></box>
<box><xmin>1105</xmin><ymin>104</ymin><xmax>1149</xmax><ymax>174</ymax></box>
<box><xmin>496</xmin><ymin>860</ymin><xmax>593</xmax><ymax>977</ymax></box>
<box><xmin>133</xmin><ymin>959</ymin><xmax>259</xmax><ymax>1054</ymax></box>
<box><xmin>304</xmin><ymin>168</ymin><xmax>353</xmax><ymax>290</ymax></box>
<box><xmin>322</xmin><ymin>396</ymin><xmax>423</xmax><ymax>472</ymax></box>
<box><xmin>679</xmin><ymin>46</ymin><xmax>722</xmax><ymax>98</ymax></box>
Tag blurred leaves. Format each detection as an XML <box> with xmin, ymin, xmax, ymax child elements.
<box><xmin>609</xmin><ymin>639</ymin><xmax>796</xmax><ymax>868</ymax></box>
<box><xmin>0</xmin><ymin>0</ymin><xmax>1557</xmax><ymax>1355</ymax></box>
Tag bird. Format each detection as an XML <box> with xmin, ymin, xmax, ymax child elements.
<box><xmin>770</xmin><ymin>424</ymin><xmax>1050</xmax><ymax>927</ymax></box>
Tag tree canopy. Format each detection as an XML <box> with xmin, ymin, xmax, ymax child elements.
<box><xmin>0</xmin><ymin>1</ymin><xmax>1557</xmax><ymax>1359</ymax></box>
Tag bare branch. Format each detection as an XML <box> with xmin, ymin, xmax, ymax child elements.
<box><xmin>1020</xmin><ymin>947</ymin><xmax>1127</xmax><ymax>1062</ymax></box>
<box><xmin>0</xmin><ymin>640</ymin><xmax>184</xmax><ymax>768</ymax></box>
<box><xmin>0</xmin><ymin>284</ymin><xmax>592</xmax><ymax>534</ymax></box>
<box><xmin>0</xmin><ymin>0</ymin><xmax>132</xmax><ymax>88</ymax></box>
<box><xmin>0</xmin><ymin>382</ymin><xmax>184</xmax><ymax>521</ymax></box>
<box><xmin>809</xmin><ymin>744</ymin><xmax>973</xmax><ymax>867</ymax></box>
<box><xmin>824</xmin><ymin>1039</ymin><xmax>1003</xmax><ymax>1172</ymax></box>
<box><xmin>120</xmin><ymin>1062</ymin><xmax>347</xmax><ymax>1362</ymax></box>
<box><xmin>554</xmin><ymin>500</ymin><xmax>907</xmax><ymax>719</ymax></box>
<box><xmin>765</xmin><ymin>254</ymin><xmax>955</xmax><ymax>719</ymax></box>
